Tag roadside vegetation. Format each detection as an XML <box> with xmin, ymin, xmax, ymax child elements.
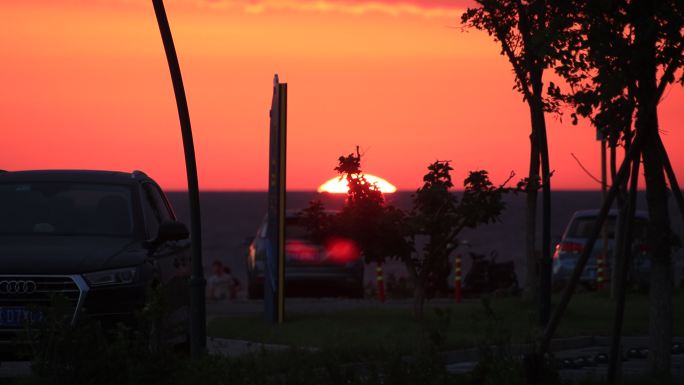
<box><xmin>8</xmin><ymin>291</ymin><xmax>683</xmax><ymax>385</ymax></box>
<box><xmin>208</xmin><ymin>291</ymin><xmax>684</xmax><ymax>355</ymax></box>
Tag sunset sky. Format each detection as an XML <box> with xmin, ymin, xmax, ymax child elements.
<box><xmin>1</xmin><ymin>0</ymin><xmax>682</xmax><ymax>191</ymax></box>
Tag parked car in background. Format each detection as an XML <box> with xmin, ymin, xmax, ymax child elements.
<box><xmin>552</xmin><ymin>209</ymin><xmax>650</xmax><ymax>289</ymax></box>
<box><xmin>246</xmin><ymin>211</ymin><xmax>364</xmax><ymax>299</ymax></box>
<box><xmin>0</xmin><ymin>170</ymin><xmax>191</xmax><ymax>359</ymax></box>
<box><xmin>462</xmin><ymin>251</ymin><xmax>519</xmax><ymax>297</ymax></box>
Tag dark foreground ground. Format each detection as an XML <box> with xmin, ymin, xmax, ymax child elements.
<box><xmin>2</xmin><ymin>293</ymin><xmax>684</xmax><ymax>384</ymax></box>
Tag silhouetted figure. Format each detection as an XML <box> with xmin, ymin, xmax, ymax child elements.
<box><xmin>207</xmin><ymin>260</ymin><xmax>239</xmax><ymax>300</ymax></box>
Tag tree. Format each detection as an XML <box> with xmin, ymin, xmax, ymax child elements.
<box><xmin>406</xmin><ymin>163</ymin><xmax>508</xmax><ymax>319</ymax></box>
<box><xmin>461</xmin><ymin>0</ymin><xmax>572</xmax><ymax>325</ymax></box>
<box><xmin>549</xmin><ymin>0</ymin><xmax>684</xmax><ymax>376</ymax></box>
<box><xmin>301</xmin><ymin>148</ymin><xmax>411</xmax><ymax>272</ymax></box>
<box><xmin>303</xmin><ymin>149</ymin><xmax>509</xmax><ymax>320</ymax></box>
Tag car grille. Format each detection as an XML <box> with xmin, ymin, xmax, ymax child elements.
<box><xmin>0</xmin><ymin>275</ymin><xmax>85</xmax><ymax>344</ymax></box>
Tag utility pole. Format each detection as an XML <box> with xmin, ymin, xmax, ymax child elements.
<box><xmin>265</xmin><ymin>75</ymin><xmax>287</xmax><ymax>324</ymax></box>
<box><xmin>152</xmin><ymin>0</ymin><xmax>206</xmax><ymax>357</ymax></box>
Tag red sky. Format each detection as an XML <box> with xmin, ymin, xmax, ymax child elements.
<box><xmin>1</xmin><ymin>0</ymin><xmax>682</xmax><ymax>191</ymax></box>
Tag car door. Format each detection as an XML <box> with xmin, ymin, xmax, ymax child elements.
<box><xmin>140</xmin><ymin>182</ymin><xmax>190</xmax><ymax>341</ymax></box>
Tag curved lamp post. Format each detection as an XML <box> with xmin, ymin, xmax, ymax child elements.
<box><xmin>151</xmin><ymin>0</ymin><xmax>206</xmax><ymax>357</ymax></box>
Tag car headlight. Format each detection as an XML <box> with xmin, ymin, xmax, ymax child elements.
<box><xmin>83</xmin><ymin>267</ymin><xmax>138</xmax><ymax>287</ymax></box>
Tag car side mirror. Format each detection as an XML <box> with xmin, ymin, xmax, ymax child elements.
<box><xmin>144</xmin><ymin>221</ymin><xmax>189</xmax><ymax>252</ymax></box>
<box><xmin>157</xmin><ymin>221</ymin><xmax>190</xmax><ymax>243</ymax></box>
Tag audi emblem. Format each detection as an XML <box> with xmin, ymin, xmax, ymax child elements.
<box><xmin>0</xmin><ymin>280</ymin><xmax>38</xmax><ymax>295</ymax></box>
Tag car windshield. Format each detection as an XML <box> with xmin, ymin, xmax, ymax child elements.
<box><xmin>567</xmin><ymin>215</ymin><xmax>647</xmax><ymax>239</ymax></box>
<box><xmin>0</xmin><ymin>182</ymin><xmax>135</xmax><ymax>236</ymax></box>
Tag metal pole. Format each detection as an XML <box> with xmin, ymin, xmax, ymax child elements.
<box><xmin>151</xmin><ymin>0</ymin><xmax>206</xmax><ymax>357</ymax></box>
<box><xmin>277</xmin><ymin>83</ymin><xmax>287</xmax><ymax>324</ymax></box>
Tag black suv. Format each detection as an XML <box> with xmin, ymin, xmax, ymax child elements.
<box><xmin>0</xmin><ymin>170</ymin><xmax>191</xmax><ymax>356</ymax></box>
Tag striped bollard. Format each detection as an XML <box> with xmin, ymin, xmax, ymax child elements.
<box><xmin>376</xmin><ymin>264</ymin><xmax>385</xmax><ymax>303</ymax></box>
<box><xmin>454</xmin><ymin>255</ymin><xmax>462</xmax><ymax>303</ymax></box>
<box><xmin>597</xmin><ymin>253</ymin><xmax>605</xmax><ymax>290</ymax></box>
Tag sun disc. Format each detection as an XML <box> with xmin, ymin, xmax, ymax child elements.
<box><xmin>317</xmin><ymin>174</ymin><xmax>397</xmax><ymax>194</ymax></box>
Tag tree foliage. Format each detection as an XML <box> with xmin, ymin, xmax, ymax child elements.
<box><xmin>461</xmin><ymin>0</ymin><xmax>573</xmax><ymax>317</ymax></box>
<box><xmin>461</xmin><ymin>0</ymin><xmax>573</xmax><ymax>112</ymax></box>
<box><xmin>552</xmin><ymin>0</ymin><xmax>683</xmax><ymax>140</ymax></box>
<box><xmin>302</xmin><ymin>150</ymin><xmax>510</xmax><ymax>319</ymax></box>
<box><xmin>548</xmin><ymin>0</ymin><xmax>683</xmax><ymax>375</ymax></box>
<box><xmin>406</xmin><ymin>164</ymin><xmax>509</xmax><ymax>306</ymax></box>
<box><xmin>302</xmin><ymin>149</ymin><xmax>410</xmax><ymax>265</ymax></box>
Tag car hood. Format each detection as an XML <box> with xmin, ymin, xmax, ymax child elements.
<box><xmin>0</xmin><ymin>236</ymin><xmax>146</xmax><ymax>275</ymax></box>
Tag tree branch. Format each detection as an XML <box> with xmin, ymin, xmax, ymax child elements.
<box><xmin>656</xmin><ymin>37</ymin><xmax>684</xmax><ymax>102</ymax></box>
<box><xmin>658</xmin><ymin>135</ymin><xmax>684</xmax><ymax>225</ymax></box>
<box><xmin>499</xmin><ymin>170</ymin><xmax>517</xmax><ymax>189</ymax></box>
<box><xmin>570</xmin><ymin>152</ymin><xmax>604</xmax><ymax>185</ymax></box>
<box><xmin>481</xmin><ymin>1</ymin><xmax>534</xmax><ymax>101</ymax></box>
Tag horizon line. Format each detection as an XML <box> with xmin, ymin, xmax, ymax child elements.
<box><xmin>165</xmin><ymin>188</ymin><xmax>626</xmax><ymax>193</ymax></box>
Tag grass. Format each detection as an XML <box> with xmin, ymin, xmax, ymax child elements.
<box><xmin>11</xmin><ymin>291</ymin><xmax>684</xmax><ymax>385</ymax></box>
<box><xmin>207</xmin><ymin>290</ymin><xmax>684</xmax><ymax>356</ymax></box>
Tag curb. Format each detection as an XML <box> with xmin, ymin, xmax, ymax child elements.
<box><xmin>440</xmin><ymin>336</ymin><xmax>684</xmax><ymax>365</ymax></box>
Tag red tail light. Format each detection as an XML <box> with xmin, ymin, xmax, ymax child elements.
<box><xmin>557</xmin><ymin>242</ymin><xmax>584</xmax><ymax>254</ymax></box>
<box><xmin>325</xmin><ymin>238</ymin><xmax>360</xmax><ymax>263</ymax></box>
<box><xmin>286</xmin><ymin>240</ymin><xmax>319</xmax><ymax>261</ymax></box>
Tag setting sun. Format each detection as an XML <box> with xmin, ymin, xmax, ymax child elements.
<box><xmin>317</xmin><ymin>174</ymin><xmax>397</xmax><ymax>194</ymax></box>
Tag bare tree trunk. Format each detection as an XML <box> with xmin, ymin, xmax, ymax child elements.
<box><xmin>610</xmin><ymin>141</ymin><xmax>621</xmax><ymax>298</ymax></box>
<box><xmin>540</xmin><ymin>136</ymin><xmax>642</xmax><ymax>353</ymax></box>
<box><xmin>526</xmin><ymin>70</ymin><xmax>551</xmax><ymax>327</ymax></box>
<box><xmin>534</xmin><ymin>98</ymin><xmax>552</xmax><ymax>327</ymax></box>
<box><xmin>658</xmin><ymin>136</ymin><xmax>684</xmax><ymax>223</ymax></box>
<box><xmin>633</xmin><ymin>0</ymin><xmax>673</xmax><ymax>375</ymax></box>
<box><xmin>523</xmin><ymin>113</ymin><xmax>541</xmax><ymax>305</ymax></box>
<box><xmin>403</xmin><ymin>256</ymin><xmax>425</xmax><ymax>320</ymax></box>
<box><xmin>643</xmin><ymin>128</ymin><xmax>673</xmax><ymax>376</ymax></box>
<box><xmin>413</xmin><ymin>282</ymin><xmax>426</xmax><ymax>321</ymax></box>
<box><xmin>607</xmin><ymin>151</ymin><xmax>640</xmax><ymax>384</ymax></box>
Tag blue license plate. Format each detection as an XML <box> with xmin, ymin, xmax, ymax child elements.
<box><xmin>0</xmin><ymin>307</ymin><xmax>44</xmax><ymax>328</ymax></box>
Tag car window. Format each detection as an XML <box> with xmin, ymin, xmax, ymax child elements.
<box><xmin>142</xmin><ymin>183</ymin><xmax>172</xmax><ymax>238</ymax></box>
<box><xmin>0</xmin><ymin>182</ymin><xmax>134</xmax><ymax>236</ymax></box>
<box><xmin>567</xmin><ymin>215</ymin><xmax>648</xmax><ymax>240</ymax></box>
<box><xmin>567</xmin><ymin>216</ymin><xmax>617</xmax><ymax>238</ymax></box>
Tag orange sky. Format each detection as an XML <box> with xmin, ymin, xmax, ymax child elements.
<box><xmin>1</xmin><ymin>0</ymin><xmax>682</xmax><ymax>191</ymax></box>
